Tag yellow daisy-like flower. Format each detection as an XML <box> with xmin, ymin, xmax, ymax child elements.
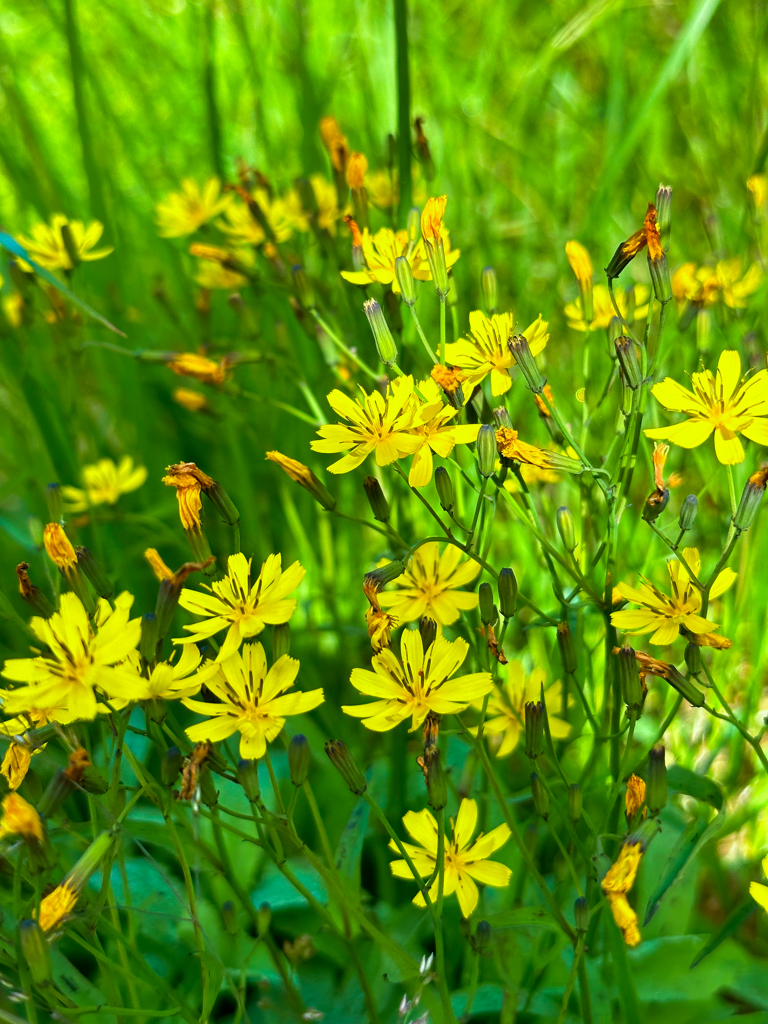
<box><xmin>343</xmin><ymin>629</ymin><xmax>493</xmax><ymax>731</ymax></box>
<box><xmin>611</xmin><ymin>548</ymin><xmax>736</xmax><ymax>646</ymax></box>
<box><xmin>1</xmin><ymin>593</ymin><xmax>142</xmax><ymax>723</ymax></box>
<box><xmin>155</xmin><ymin>177</ymin><xmax>232</xmax><ymax>238</ymax></box>
<box><xmin>564</xmin><ymin>283</ymin><xmax>650</xmax><ymax>332</ymax></box>
<box><xmin>340</xmin><ymin>227</ymin><xmax>459</xmax><ymax>294</ymax></box>
<box><xmin>182</xmin><ymin>642</ymin><xmax>323</xmax><ymax>759</ymax></box>
<box><xmin>280</xmin><ymin>175</ymin><xmax>343</xmax><ymax>235</ymax></box>
<box><xmin>0</xmin><ymin>792</ymin><xmax>44</xmax><ymax>843</ymax></box>
<box><xmin>311</xmin><ymin>375</ymin><xmax>422</xmax><ymax>474</ymax></box>
<box><xmin>175</xmin><ymin>552</ymin><xmax>305</xmax><ymax>661</ymax></box>
<box><xmin>444</xmin><ymin>310</ymin><xmax>549</xmax><ymax>396</ymax></box>
<box><xmin>671</xmin><ymin>260</ymin><xmax>762</xmax><ymax>311</ymax></box>
<box><xmin>218</xmin><ymin>189</ymin><xmax>293</xmax><ymax>246</ymax></box>
<box><xmin>750</xmin><ymin>856</ymin><xmax>768</xmax><ymax>915</ymax></box>
<box><xmin>602</xmin><ymin>842</ymin><xmax>643</xmax><ymax>947</ymax></box>
<box><xmin>390</xmin><ymin>798</ymin><xmax>511</xmax><ymax>917</ymax></box>
<box><xmin>644</xmin><ymin>350</ymin><xmax>768</xmax><ymax>465</ymax></box>
<box><xmin>406</xmin><ymin>379</ymin><xmax>480</xmax><ymax>487</ymax></box>
<box><xmin>62</xmin><ymin>457</ymin><xmax>147</xmax><ymax>513</ymax></box>
<box><xmin>38</xmin><ymin>881</ymin><xmax>79</xmax><ymax>932</ymax></box>
<box><xmin>108</xmin><ymin>646</ymin><xmax>212</xmax><ymax>704</ymax></box>
<box><xmin>475</xmin><ymin>661</ymin><xmax>570</xmax><ymax>758</ymax></box>
<box><xmin>377</xmin><ymin>542</ymin><xmax>481</xmax><ymax>626</ymax></box>
<box><xmin>194</xmin><ymin>260</ymin><xmax>248</xmax><ymax>290</ymax></box>
<box><xmin>747</xmin><ymin>175</ymin><xmax>768</xmax><ymax>210</ymax></box>
<box><xmin>18</xmin><ymin>214</ymin><xmax>113</xmax><ymax>271</ymax></box>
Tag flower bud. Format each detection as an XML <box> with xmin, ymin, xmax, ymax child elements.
<box><xmin>288</xmin><ymin>734</ymin><xmax>310</xmax><ymax>787</ymax></box>
<box><xmin>646</xmin><ymin>745</ymin><xmax>667</xmax><ymax>813</ymax></box>
<box><xmin>524</xmin><ymin>701</ymin><xmax>544</xmax><ymax>760</ymax></box>
<box><xmin>655</xmin><ymin>185</ymin><xmax>672</xmax><ymax>252</ymax></box>
<box><xmin>67</xmin><ymin>831</ymin><xmax>115</xmax><ymax>893</ymax></box>
<box><xmin>325</xmin><ymin>739</ymin><xmax>367</xmax><ymax>795</ymax></box>
<box><xmin>16</xmin><ymin>563</ymin><xmax>54</xmax><ymax>618</ymax></box>
<box><xmin>204</xmin><ymin>480</ymin><xmax>240</xmax><ymax>527</ymax></box>
<box><xmin>266</xmin><ymin>451</ymin><xmax>337</xmax><ymax>512</ymax></box>
<box><xmin>556</xmin><ymin>506</ymin><xmax>577</xmax><ymax>552</ymax></box>
<box><xmin>424</xmin><ymin>748</ymin><xmax>448</xmax><ymax>811</ymax></box>
<box><xmin>478</xmin><ymin>582</ymin><xmax>495</xmax><ymax>626</ymax></box>
<box><xmin>618</xmin><ymin>644</ymin><xmax>643</xmax><ymax>716</ymax></box>
<box><xmin>394</xmin><ymin>256</ymin><xmax>416</xmax><ymax>306</ymax></box>
<box><xmin>257</xmin><ymin>902</ymin><xmax>271</xmax><ymax>935</ymax></box>
<box><xmin>481</xmin><ymin>267</ymin><xmax>498</xmax><ymax>314</ymax></box>
<box><xmin>406</xmin><ymin>207</ymin><xmax>421</xmax><ymax>245</ymax></box>
<box><xmin>198</xmin><ymin>765</ymin><xmax>219</xmax><ymax>807</ymax></box>
<box><xmin>493</xmin><ymin>406</ymin><xmax>512</xmax><ymax>430</ymax></box>
<box><xmin>476</xmin><ymin>424</ymin><xmax>497</xmax><ymax>478</ymax></box>
<box><xmin>292</xmin><ymin>265</ymin><xmax>315</xmax><ymax>310</ymax></box>
<box><xmin>363</xmin><ymin>477</ymin><xmax>390</xmax><ymax>522</ymax></box>
<box><xmin>237</xmin><ymin>759</ymin><xmax>260</xmax><ymax>802</ymax></box>
<box><xmin>678</xmin><ymin>495</ymin><xmax>698</xmax><ymax>532</ymax></box>
<box><xmin>684</xmin><ymin>641</ymin><xmax>701</xmax><ymax>676</ymax></box>
<box><xmin>626</xmin><ymin>818</ymin><xmax>661</xmax><ymax>852</ymax></box>
<box><xmin>139</xmin><ymin>613</ymin><xmax>160</xmax><ymax>663</ymax></box>
<box><xmin>605</xmin><ymin>228</ymin><xmax>646</xmax><ymax>280</ymax></box>
<box><xmin>161</xmin><ymin>747</ymin><xmax>183</xmax><ymax>787</ymax></box>
<box><xmin>665</xmin><ymin>664</ymin><xmax>706</xmax><ymax>707</ymax></box>
<box><xmin>419</xmin><ymin>616</ymin><xmax>437</xmax><ymax>650</ymax></box>
<box><xmin>363</xmin><ymin>299</ymin><xmax>398</xmax><ymax>366</ymax></box>
<box><xmin>434</xmin><ymin>466</ymin><xmax>454</xmax><ymax>514</ymax></box>
<box><xmin>80</xmin><ymin>765</ymin><xmax>108</xmax><ymax>795</ymax></box>
<box><xmin>574</xmin><ymin>897</ymin><xmax>589</xmax><ymax>933</ymax></box>
<box><xmin>608</xmin><ymin>316</ymin><xmax>623</xmax><ymax>346</ymax></box>
<box><xmin>498</xmin><ymin>568</ymin><xmax>517</xmax><ymax>619</ymax></box>
<box><xmin>221</xmin><ymin>900</ymin><xmax>238</xmax><ymax>936</ymax></box>
<box><xmin>424</xmin><ymin>237</ymin><xmax>449</xmax><ymax>298</ymax></box>
<box><xmin>46</xmin><ymin>483</ymin><xmax>63</xmax><ymax>523</ymax></box>
<box><xmin>568</xmin><ymin>783</ymin><xmax>582</xmax><ymax>822</ymax></box>
<box><xmin>509</xmin><ymin>335</ymin><xmax>546</xmax><ymax>393</ymax></box>
<box><xmin>642</xmin><ymin>487</ymin><xmax>669</xmax><ymax>524</ymax></box>
<box><xmin>648</xmin><ymin>252</ymin><xmax>672</xmax><ymax>303</ymax></box>
<box><xmin>364</xmin><ymin>560</ymin><xmax>405</xmax><ymax>592</ymax></box>
<box><xmin>272</xmin><ymin>622</ymin><xmax>291</xmax><ymax>661</ymax></box>
<box><xmin>19</xmin><ymin>920</ymin><xmax>52</xmax><ymax>986</ymax></box>
<box><xmin>474</xmin><ymin>920</ymin><xmax>492</xmax><ymax>953</ymax></box>
<box><xmin>556</xmin><ymin>621</ymin><xmax>577</xmax><ymax>675</ymax></box>
<box><xmin>72</xmin><ymin>547</ymin><xmax>112</xmax><ymax>598</ymax></box>
<box><xmin>734</xmin><ymin>467</ymin><xmax>768</xmax><ymax>532</ymax></box>
<box><xmin>614</xmin><ymin>336</ymin><xmax>643</xmax><ymax>390</ymax></box>
<box><xmin>696</xmin><ymin>308</ymin><xmax>712</xmax><ymax>352</ymax></box>
<box><xmin>530</xmin><ymin>773</ymin><xmax>549</xmax><ymax>820</ymax></box>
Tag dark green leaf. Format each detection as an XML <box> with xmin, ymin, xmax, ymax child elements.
<box><xmin>690</xmin><ymin>897</ymin><xmax>756</xmax><ymax>968</ymax></box>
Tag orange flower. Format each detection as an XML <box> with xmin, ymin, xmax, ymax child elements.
<box><xmin>346</xmin><ymin>153</ymin><xmax>368</xmax><ymax>190</ymax></box>
<box><xmin>167</xmin><ymin>353</ymin><xmax>228</xmax><ymax>386</ymax></box>
<box><xmin>44</xmin><ymin>523</ymin><xmax>77</xmax><ymax>571</ymax></box>
<box><xmin>319</xmin><ymin>117</ymin><xmax>349</xmax><ymax>172</ymax></box>
<box><xmin>430</xmin><ymin>364</ymin><xmax>466</xmax><ymax>395</ymax></box>
<box><xmin>0</xmin><ymin>792</ymin><xmax>44</xmax><ymax>843</ymax></box>
<box><xmin>644</xmin><ymin>203</ymin><xmax>663</xmax><ymax>261</ymax></box>
<box><xmin>162</xmin><ymin>462</ymin><xmax>215</xmax><ymax>531</ymax></box>
<box><xmin>421</xmin><ymin>195</ymin><xmax>447</xmax><ymax>243</ymax></box>
<box><xmin>625</xmin><ymin>774</ymin><xmax>646</xmax><ymax>820</ymax></box>
<box><xmin>343</xmin><ymin>214</ymin><xmax>363</xmax><ymax>247</ymax></box>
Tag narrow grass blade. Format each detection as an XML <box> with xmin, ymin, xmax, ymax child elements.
<box><xmin>690</xmin><ymin>898</ymin><xmax>756</xmax><ymax>968</ymax></box>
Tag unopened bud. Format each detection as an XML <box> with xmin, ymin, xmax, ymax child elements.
<box><xmin>574</xmin><ymin>897</ymin><xmax>589</xmax><ymax>933</ymax></box>
<box><xmin>19</xmin><ymin>920</ymin><xmax>52</xmax><ymax>986</ymax></box>
<box><xmin>198</xmin><ymin>765</ymin><xmax>218</xmax><ymax>807</ymax></box>
<box><xmin>493</xmin><ymin>406</ymin><xmax>512</xmax><ymax>430</ymax></box>
<box><xmin>474</xmin><ymin>920</ymin><xmax>492</xmax><ymax>953</ymax></box>
<box><xmin>509</xmin><ymin>335</ymin><xmax>546</xmax><ymax>393</ymax></box>
<box><xmin>478</xmin><ymin>582</ymin><xmax>495</xmax><ymax>625</ymax></box>
<box><xmin>481</xmin><ymin>267</ymin><xmax>498</xmax><ymax>314</ymax></box>
<box><xmin>734</xmin><ymin>468</ymin><xmax>768</xmax><ymax>532</ymax></box>
<box><xmin>394</xmin><ymin>256</ymin><xmax>416</xmax><ymax>306</ymax></box>
<box><xmin>434</xmin><ymin>466</ymin><xmax>454</xmax><ymax>513</ymax></box>
<box><xmin>646</xmin><ymin>745</ymin><xmax>668</xmax><ymax>813</ymax></box>
<box><xmin>364</xmin><ymin>477</ymin><xmax>390</xmax><ymax>522</ymax></box>
<box><xmin>139</xmin><ymin>613</ymin><xmax>160</xmax><ymax>663</ymax></box>
<box><xmin>530</xmin><ymin>773</ymin><xmax>549</xmax><ymax>820</ymax></box>
<box><xmin>204</xmin><ymin>480</ymin><xmax>240</xmax><ymax>527</ymax></box>
<box><xmin>614</xmin><ymin>336</ymin><xmax>643</xmax><ymax>390</ymax></box>
<box><xmin>648</xmin><ymin>252</ymin><xmax>672</xmax><ymax>303</ymax></box>
<box><xmin>568</xmin><ymin>783</ymin><xmax>582</xmax><ymax>822</ymax></box>
<box><xmin>666</xmin><ymin>664</ymin><xmax>706</xmax><ymax>707</ymax></box>
<box><xmin>364</xmin><ymin>560</ymin><xmax>405</xmax><ymax>592</ymax></box>
<box><xmin>524</xmin><ymin>701</ymin><xmax>544</xmax><ymax>760</ymax></box>
<box><xmin>46</xmin><ymin>483</ymin><xmax>63</xmax><ymax>523</ymax></box>
<box><xmin>237</xmin><ymin>759</ymin><xmax>260</xmax><ymax>802</ymax></box>
<box><xmin>161</xmin><ymin>747</ymin><xmax>183</xmax><ymax>787</ymax></box>
<box><xmin>425</xmin><ymin>749</ymin><xmax>448</xmax><ymax>811</ymax></box>
<box><xmin>257</xmin><ymin>903</ymin><xmax>271</xmax><ymax>935</ymax></box>
<box><xmin>424</xmin><ymin>237</ymin><xmax>449</xmax><ymax>298</ymax></box>
<box><xmin>556</xmin><ymin>621</ymin><xmax>577</xmax><ymax>675</ymax></box>
<box><xmin>498</xmin><ymin>568</ymin><xmax>517</xmax><ymax>618</ymax></box>
<box><xmin>292</xmin><ymin>265</ymin><xmax>315</xmax><ymax>310</ymax></box>
<box><xmin>288</xmin><ymin>734</ymin><xmax>310</xmax><ymax>787</ymax></box>
<box><xmin>655</xmin><ymin>185</ymin><xmax>673</xmax><ymax>251</ymax></box>
<box><xmin>476</xmin><ymin>424</ymin><xmax>497</xmax><ymax>478</ymax></box>
<box><xmin>643</xmin><ymin>487</ymin><xmax>669</xmax><ymax>524</ymax></box>
<box><xmin>16</xmin><ymin>563</ymin><xmax>54</xmax><ymax>618</ymax></box>
<box><xmin>684</xmin><ymin>641</ymin><xmax>701</xmax><ymax>676</ymax></box>
<box><xmin>618</xmin><ymin>644</ymin><xmax>643</xmax><ymax>716</ymax></box>
<box><xmin>608</xmin><ymin>317</ymin><xmax>623</xmax><ymax>346</ymax></box>
<box><xmin>272</xmin><ymin>622</ymin><xmax>291</xmax><ymax>661</ymax></box>
<box><xmin>72</xmin><ymin>547</ymin><xmax>111</xmax><ymax>599</ymax></box>
<box><xmin>221</xmin><ymin>900</ymin><xmax>238</xmax><ymax>936</ymax></box>
<box><xmin>363</xmin><ymin>298</ymin><xmax>398</xmax><ymax>366</ymax></box>
<box><xmin>678</xmin><ymin>495</ymin><xmax>698</xmax><ymax>532</ymax></box>
<box><xmin>556</xmin><ymin>506</ymin><xmax>576</xmax><ymax>552</ymax></box>
<box><xmin>696</xmin><ymin>308</ymin><xmax>712</xmax><ymax>352</ymax></box>
<box><xmin>419</xmin><ymin>616</ymin><xmax>437</xmax><ymax>650</ymax></box>
<box><xmin>325</xmin><ymin>739</ymin><xmax>367</xmax><ymax>795</ymax></box>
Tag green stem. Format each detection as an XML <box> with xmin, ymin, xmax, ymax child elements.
<box><xmin>410</xmin><ymin>304</ymin><xmax>438</xmax><ymax>362</ymax></box>
<box><xmin>311</xmin><ymin>310</ymin><xmax>379</xmax><ymax>380</ymax></box>
<box><xmin>434</xmin><ymin>811</ymin><xmax>457</xmax><ymax>1024</ymax></box>
<box><xmin>393</xmin><ymin>0</ymin><xmax>412</xmax><ymax>223</ymax></box>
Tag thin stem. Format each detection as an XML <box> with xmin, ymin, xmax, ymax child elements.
<box><xmin>311</xmin><ymin>310</ymin><xmax>379</xmax><ymax>380</ymax></box>
<box><xmin>410</xmin><ymin>304</ymin><xmax>438</xmax><ymax>362</ymax></box>
<box><xmin>434</xmin><ymin>811</ymin><xmax>457</xmax><ymax>1024</ymax></box>
<box><xmin>439</xmin><ymin>296</ymin><xmax>446</xmax><ymax>364</ymax></box>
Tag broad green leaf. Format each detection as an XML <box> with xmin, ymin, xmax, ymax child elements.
<box><xmin>644</xmin><ymin>807</ymin><xmax>724</xmax><ymax>925</ymax></box>
<box><xmin>49</xmin><ymin>946</ymin><xmax>112</xmax><ymax>1024</ymax></box>
<box><xmin>0</xmin><ymin>231</ymin><xmax>126</xmax><ymax>336</ymax></box>
<box><xmin>201</xmin><ymin>955</ymin><xmax>225</xmax><ymax>1021</ymax></box>
<box><xmin>690</xmin><ymin>897</ymin><xmax>756</xmax><ymax>968</ymax></box>
<box><xmin>334</xmin><ymin>789</ymin><xmax>369</xmax><ymax>901</ymax></box>
<box><xmin>667</xmin><ymin>764</ymin><xmax>723</xmax><ymax>810</ymax></box>
<box><xmin>484</xmin><ymin>906</ymin><xmax>561</xmax><ymax>931</ymax></box>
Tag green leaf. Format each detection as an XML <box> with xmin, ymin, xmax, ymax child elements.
<box><xmin>333</xmin><ymin>790</ymin><xmax>369</xmax><ymax>902</ymax></box>
<box><xmin>643</xmin><ymin>807</ymin><xmax>724</xmax><ymax>925</ymax></box>
<box><xmin>607</xmin><ymin>912</ymin><xmax>642</xmax><ymax>1024</ymax></box>
<box><xmin>201</xmin><ymin>955</ymin><xmax>225</xmax><ymax>1021</ymax></box>
<box><xmin>0</xmin><ymin>230</ymin><xmax>126</xmax><ymax>337</ymax></box>
<box><xmin>690</xmin><ymin>897</ymin><xmax>756</xmax><ymax>968</ymax></box>
<box><xmin>484</xmin><ymin>906</ymin><xmax>561</xmax><ymax>931</ymax></box>
<box><xmin>667</xmin><ymin>764</ymin><xmax>723</xmax><ymax>809</ymax></box>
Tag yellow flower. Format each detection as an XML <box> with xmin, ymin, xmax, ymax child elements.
<box><xmin>266</xmin><ymin>451</ymin><xmax>336</xmax><ymax>510</ymax></box>
<box><xmin>672</xmin><ymin>260</ymin><xmax>762</xmax><ymax>311</ymax></box>
<box><xmin>0</xmin><ymin>793</ymin><xmax>44</xmax><ymax>843</ymax></box>
<box><xmin>565</xmin><ymin>283</ymin><xmax>650</xmax><ymax>331</ymax></box>
<box><xmin>377</xmin><ymin>542</ymin><xmax>481</xmax><ymax>626</ymax></box>
<box><xmin>565</xmin><ymin>240</ymin><xmax>593</xmax><ymax>284</ymax></box>
<box><xmin>110</xmin><ymin>646</ymin><xmax>212</xmax><ymax>703</ymax></box>
<box><xmin>747</xmin><ymin>175</ymin><xmax>768</xmax><ymax>210</ymax></box>
<box><xmin>218</xmin><ymin>189</ymin><xmax>293</xmax><ymax>246</ymax></box>
<box><xmin>163</xmin><ymin>461</ymin><xmax>215</xmax><ymax>531</ymax></box>
<box><xmin>475</xmin><ymin>661</ymin><xmax>570</xmax><ymax>758</ymax></box>
<box><xmin>62</xmin><ymin>457</ymin><xmax>147</xmax><ymax>513</ymax></box>
<box><xmin>1</xmin><ymin>743</ymin><xmax>32</xmax><ymax>790</ymax></box>
<box><xmin>625</xmin><ymin>774</ymin><xmax>646</xmax><ymax>819</ymax></box>
<box><xmin>1</xmin><ymin>593</ymin><xmax>142</xmax><ymax>723</ymax></box>
<box><xmin>3</xmin><ymin>292</ymin><xmax>25</xmax><ymax>328</ymax></box>
<box><xmin>340</xmin><ymin>227</ymin><xmax>459</xmax><ymax>293</ymax></box>
<box><xmin>343</xmin><ymin>629</ymin><xmax>493</xmax><ymax>731</ymax></box>
<box><xmin>406</xmin><ymin>379</ymin><xmax>480</xmax><ymax>487</ymax></box>
<box><xmin>365</xmin><ymin>607</ymin><xmax>398</xmax><ymax>652</ymax></box>
<box><xmin>167</xmin><ymin>353</ymin><xmax>229</xmax><ymax>386</ymax></box>
<box><xmin>750</xmin><ymin>856</ymin><xmax>768</xmax><ymax>914</ymax></box>
<box><xmin>311</xmin><ymin>376</ymin><xmax>422</xmax><ymax>474</ymax></box>
<box><xmin>444</xmin><ymin>311</ymin><xmax>549</xmax><ymax>396</ymax></box>
<box><xmin>390</xmin><ymin>798</ymin><xmax>511</xmax><ymax>917</ymax></box>
<box><xmin>602</xmin><ymin>842</ymin><xmax>643</xmax><ymax>947</ymax></box>
<box><xmin>155</xmin><ymin>178</ymin><xmax>231</xmax><ymax>238</ymax></box>
<box><xmin>194</xmin><ymin>260</ymin><xmax>248</xmax><ymax>290</ymax></box>
<box><xmin>346</xmin><ymin>152</ymin><xmax>368</xmax><ymax>190</ymax></box>
<box><xmin>144</xmin><ymin>548</ymin><xmax>174</xmax><ymax>581</ymax></box>
<box><xmin>18</xmin><ymin>214</ymin><xmax>113</xmax><ymax>271</ymax></box>
<box><xmin>645</xmin><ymin>350</ymin><xmax>768</xmax><ymax>464</ymax></box>
<box><xmin>319</xmin><ymin>116</ymin><xmax>349</xmax><ymax>172</ymax></box>
<box><xmin>611</xmin><ymin>548</ymin><xmax>735</xmax><ymax>645</ymax></box>
<box><xmin>44</xmin><ymin>523</ymin><xmax>77</xmax><ymax>571</ymax></box>
<box><xmin>495</xmin><ymin>427</ymin><xmax>574</xmax><ymax>472</ymax></box>
<box><xmin>175</xmin><ymin>552</ymin><xmax>305</xmax><ymax>661</ymax></box>
<box><xmin>173</xmin><ymin>388</ymin><xmax>209</xmax><ymax>413</ymax></box>
<box><xmin>421</xmin><ymin>195</ymin><xmax>447</xmax><ymax>243</ymax></box>
<box><xmin>280</xmin><ymin>176</ymin><xmax>342</xmax><ymax>235</ymax></box>
<box><xmin>38</xmin><ymin>882</ymin><xmax>79</xmax><ymax>932</ymax></box>
<box><xmin>182</xmin><ymin>642</ymin><xmax>323</xmax><ymax>758</ymax></box>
